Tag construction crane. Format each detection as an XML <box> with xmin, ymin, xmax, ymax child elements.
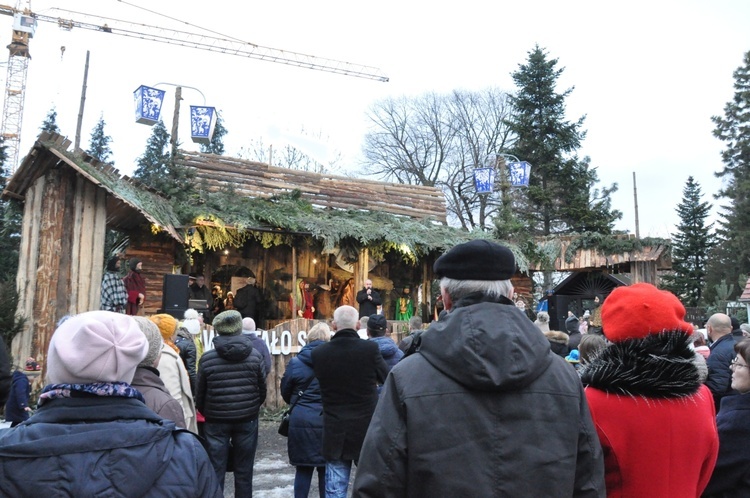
<box><xmin>0</xmin><ymin>4</ymin><xmax>389</xmax><ymax>172</ymax></box>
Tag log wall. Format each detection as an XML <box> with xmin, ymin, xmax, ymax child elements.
<box><xmin>12</xmin><ymin>169</ymin><xmax>108</xmax><ymax>387</ymax></box>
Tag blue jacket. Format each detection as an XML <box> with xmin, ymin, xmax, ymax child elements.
<box><xmin>280</xmin><ymin>340</ymin><xmax>325</xmax><ymax>467</ymax></box>
<box><xmin>707</xmin><ymin>334</ymin><xmax>738</xmax><ymax>410</ymax></box>
<box><xmin>704</xmin><ymin>393</ymin><xmax>750</xmax><ymax>497</ymax></box>
<box><xmin>4</xmin><ymin>371</ymin><xmax>30</xmax><ymax>423</ymax></box>
<box><xmin>369</xmin><ymin>336</ymin><xmax>404</xmax><ymax>371</ymax></box>
<box><xmin>0</xmin><ymin>396</ymin><xmax>222</xmax><ymax>497</ymax></box>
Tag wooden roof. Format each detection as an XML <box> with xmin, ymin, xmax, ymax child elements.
<box><xmin>2</xmin><ymin>133</ymin><xmax>183</xmax><ymax>241</ymax></box>
<box><xmin>528</xmin><ymin>234</ymin><xmax>672</xmax><ymax>272</ymax></box>
<box><xmin>174</xmin><ymin>151</ymin><xmax>448</xmax><ymax>223</ymax></box>
<box><xmin>740</xmin><ymin>277</ymin><xmax>750</xmax><ymax>302</ymax></box>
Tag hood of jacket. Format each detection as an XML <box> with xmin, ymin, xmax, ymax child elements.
<box><xmin>369</xmin><ymin>336</ymin><xmax>401</xmax><ymax>360</ymax></box>
<box><xmin>565</xmin><ymin>315</ymin><xmax>580</xmax><ymax>335</ymax></box>
<box><xmin>580</xmin><ymin>331</ymin><xmax>701</xmax><ymax>398</ymax></box>
<box><xmin>418</xmin><ymin>293</ymin><xmax>553</xmax><ymax>391</ymax></box>
<box><xmin>212</xmin><ymin>334</ymin><xmax>254</xmax><ymax>362</ymax></box>
<box><xmin>544</xmin><ymin>330</ymin><xmax>570</xmax><ymax>345</ymax></box>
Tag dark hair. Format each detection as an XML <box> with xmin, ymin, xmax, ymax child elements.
<box><xmin>578</xmin><ymin>334</ymin><xmax>607</xmax><ymax>365</ymax></box>
<box><xmin>734</xmin><ymin>338</ymin><xmax>750</xmax><ymax>364</ymax></box>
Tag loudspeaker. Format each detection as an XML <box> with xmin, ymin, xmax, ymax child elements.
<box><xmin>162</xmin><ymin>274</ymin><xmax>189</xmax><ymax>312</ymax></box>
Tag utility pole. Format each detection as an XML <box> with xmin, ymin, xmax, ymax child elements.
<box><xmin>170</xmin><ymin>86</ymin><xmax>182</xmax><ymax>157</ymax></box>
<box><xmin>74</xmin><ymin>50</ymin><xmax>89</xmax><ymax>153</ymax></box>
<box><xmin>633</xmin><ymin>172</ymin><xmax>640</xmax><ymax>239</ymax></box>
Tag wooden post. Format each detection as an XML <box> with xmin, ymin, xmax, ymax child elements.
<box><xmin>170</xmin><ymin>86</ymin><xmax>182</xmax><ymax>157</ymax></box>
<box><xmin>291</xmin><ymin>245</ymin><xmax>297</xmax><ymax>317</ymax></box>
<box><xmin>74</xmin><ymin>50</ymin><xmax>90</xmax><ymax>153</ymax></box>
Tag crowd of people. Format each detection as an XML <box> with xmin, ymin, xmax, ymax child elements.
<box><xmin>1</xmin><ymin>240</ymin><xmax>750</xmax><ymax>497</ymax></box>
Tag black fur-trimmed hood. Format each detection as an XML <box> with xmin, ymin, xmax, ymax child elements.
<box><xmin>580</xmin><ymin>331</ymin><xmax>701</xmax><ymax>398</ymax></box>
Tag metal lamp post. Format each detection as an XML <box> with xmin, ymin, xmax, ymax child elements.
<box><xmin>473</xmin><ymin>153</ymin><xmax>532</xmax><ymax>228</ymax></box>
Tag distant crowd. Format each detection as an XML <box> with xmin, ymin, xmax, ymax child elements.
<box><xmin>1</xmin><ymin>239</ymin><xmax>749</xmax><ymax>497</ymax></box>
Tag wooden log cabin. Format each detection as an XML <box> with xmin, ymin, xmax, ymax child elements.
<box><xmin>1</xmin><ymin>133</ymin><xmax>480</xmax><ymax>398</ymax></box>
<box><xmin>2</xmin><ymin>133</ymin><xmax>670</xmax><ymax>405</ymax></box>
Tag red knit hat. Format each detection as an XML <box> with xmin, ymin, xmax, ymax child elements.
<box><xmin>601</xmin><ymin>283</ymin><xmax>694</xmax><ymax>342</ymax></box>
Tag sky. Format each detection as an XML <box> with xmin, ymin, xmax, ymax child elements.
<box><xmin>3</xmin><ymin>0</ymin><xmax>750</xmax><ymax>238</ymax></box>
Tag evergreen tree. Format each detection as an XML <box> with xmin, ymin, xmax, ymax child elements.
<box><xmin>133</xmin><ymin>121</ymin><xmax>191</xmax><ymax>199</ymax></box>
<box><xmin>0</xmin><ymin>137</ymin><xmax>21</xmax><ymax>279</ymax></box>
<box><xmin>40</xmin><ymin>107</ymin><xmax>60</xmax><ymax>134</ymax></box>
<box><xmin>199</xmin><ymin>111</ymin><xmax>227</xmax><ymax>155</ymax></box>
<box><xmin>705</xmin><ymin>50</ymin><xmax>750</xmax><ymax>304</ymax></box>
<box><xmin>508</xmin><ymin>45</ymin><xmax>620</xmax><ymax>235</ymax></box>
<box><xmin>662</xmin><ymin>177</ymin><xmax>714</xmax><ymax>306</ymax></box>
<box><xmin>87</xmin><ymin>115</ymin><xmax>114</xmax><ymax>164</ymax></box>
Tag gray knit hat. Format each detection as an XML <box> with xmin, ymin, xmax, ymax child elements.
<box><xmin>213</xmin><ymin>310</ymin><xmax>243</xmax><ymax>336</ymax></box>
<box><xmin>133</xmin><ymin>317</ymin><xmax>163</xmax><ymax>367</ymax></box>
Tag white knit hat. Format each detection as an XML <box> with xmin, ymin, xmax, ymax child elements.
<box><xmin>46</xmin><ymin>311</ymin><xmax>148</xmax><ymax>385</ymax></box>
<box><xmin>182</xmin><ymin>318</ymin><xmax>201</xmax><ymax>335</ymax></box>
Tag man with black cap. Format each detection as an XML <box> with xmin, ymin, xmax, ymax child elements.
<box><xmin>366</xmin><ymin>314</ymin><xmax>403</xmax><ymax>375</ymax></box>
<box><xmin>353</xmin><ymin>239</ymin><xmax>605</xmax><ymax>497</ymax></box>
<box><xmin>100</xmin><ymin>256</ymin><xmax>127</xmax><ymax>313</ymax></box>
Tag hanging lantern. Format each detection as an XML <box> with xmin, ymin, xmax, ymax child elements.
<box><xmin>474</xmin><ymin>167</ymin><xmax>496</xmax><ymax>194</ymax></box>
<box><xmin>507</xmin><ymin>161</ymin><xmax>532</xmax><ymax>187</ymax></box>
<box><xmin>133</xmin><ymin>85</ymin><xmax>166</xmax><ymax>125</ymax></box>
<box><xmin>190</xmin><ymin>106</ymin><xmax>217</xmax><ymax>144</ymax></box>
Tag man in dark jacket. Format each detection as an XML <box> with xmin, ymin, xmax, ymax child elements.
<box><xmin>565</xmin><ymin>312</ymin><xmax>583</xmax><ymax>352</ymax></box>
<box><xmin>353</xmin><ymin>240</ymin><xmax>605</xmax><ymax>498</ymax></box>
<box><xmin>0</xmin><ymin>310</ymin><xmax>221</xmax><ymax>497</ymax></box>
<box><xmin>355</xmin><ymin>279</ymin><xmax>381</xmax><ymax>318</ymax></box>
<box><xmin>197</xmin><ymin>310</ymin><xmax>267</xmax><ymax>497</ymax></box>
<box><xmin>706</xmin><ymin>312</ymin><xmax>738</xmax><ymax>410</ymax></box>
<box><xmin>312</xmin><ymin>305</ymin><xmax>388</xmax><ymax>498</ymax></box>
<box><xmin>189</xmin><ymin>274</ymin><xmax>214</xmax><ymax>322</ymax></box>
<box><xmin>0</xmin><ymin>338</ymin><xmax>10</xmax><ymax>406</ymax></box>
<box><xmin>234</xmin><ymin>273</ymin><xmax>263</xmax><ymax>323</ymax></box>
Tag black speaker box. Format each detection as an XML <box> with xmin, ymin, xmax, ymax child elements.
<box><xmin>162</xmin><ymin>274</ymin><xmax>189</xmax><ymax>313</ymax></box>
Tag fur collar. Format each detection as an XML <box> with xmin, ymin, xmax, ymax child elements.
<box><xmin>544</xmin><ymin>330</ymin><xmax>569</xmax><ymax>345</ymax></box>
<box><xmin>580</xmin><ymin>331</ymin><xmax>701</xmax><ymax>398</ymax></box>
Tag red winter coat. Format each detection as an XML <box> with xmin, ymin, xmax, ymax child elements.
<box><xmin>582</xmin><ymin>332</ymin><xmax>719</xmax><ymax>498</ymax></box>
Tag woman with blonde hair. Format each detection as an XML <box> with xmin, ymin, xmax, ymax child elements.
<box><xmin>280</xmin><ymin>322</ymin><xmax>331</xmax><ymax>497</ymax></box>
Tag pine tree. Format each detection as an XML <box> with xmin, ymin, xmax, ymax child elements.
<box><xmin>0</xmin><ymin>137</ymin><xmax>21</xmax><ymax>279</ymax></box>
<box><xmin>508</xmin><ymin>45</ymin><xmax>620</xmax><ymax>235</ymax></box>
<box><xmin>705</xmin><ymin>50</ymin><xmax>750</xmax><ymax>304</ymax></box>
<box><xmin>87</xmin><ymin>115</ymin><xmax>114</xmax><ymax>164</ymax></box>
<box><xmin>662</xmin><ymin>177</ymin><xmax>714</xmax><ymax>306</ymax></box>
<box><xmin>133</xmin><ymin>120</ymin><xmax>191</xmax><ymax>199</ymax></box>
<box><xmin>199</xmin><ymin>111</ymin><xmax>227</xmax><ymax>155</ymax></box>
<box><xmin>40</xmin><ymin>107</ymin><xmax>60</xmax><ymax>134</ymax></box>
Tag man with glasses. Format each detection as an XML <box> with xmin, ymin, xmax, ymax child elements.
<box><xmin>706</xmin><ymin>313</ymin><xmax>738</xmax><ymax>410</ymax></box>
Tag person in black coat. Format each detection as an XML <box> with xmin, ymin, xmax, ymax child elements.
<box><xmin>311</xmin><ymin>305</ymin><xmax>388</xmax><ymax>497</ymax></box>
<box><xmin>234</xmin><ymin>274</ymin><xmax>263</xmax><ymax>323</ymax></box>
<box><xmin>196</xmin><ymin>310</ymin><xmax>267</xmax><ymax>497</ymax></box>
<box><xmin>175</xmin><ymin>326</ymin><xmax>197</xmax><ymax>395</ymax></box>
<box><xmin>5</xmin><ymin>369</ymin><xmax>31</xmax><ymax>427</ymax></box>
<box><xmin>355</xmin><ymin>279</ymin><xmax>381</xmax><ymax>318</ymax></box>
<box><xmin>0</xmin><ymin>338</ymin><xmax>10</xmax><ymax>406</ymax></box>
<box><xmin>565</xmin><ymin>312</ymin><xmax>582</xmax><ymax>352</ymax></box>
<box><xmin>704</xmin><ymin>338</ymin><xmax>750</xmax><ymax>497</ymax></box>
<box><xmin>706</xmin><ymin>313</ymin><xmax>738</xmax><ymax>410</ymax></box>
<box><xmin>281</xmin><ymin>322</ymin><xmax>332</xmax><ymax>498</ymax></box>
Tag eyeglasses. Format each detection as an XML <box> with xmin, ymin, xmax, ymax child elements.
<box><xmin>730</xmin><ymin>358</ymin><xmax>749</xmax><ymax>370</ymax></box>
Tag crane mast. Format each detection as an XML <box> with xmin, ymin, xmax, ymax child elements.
<box><xmin>0</xmin><ymin>5</ymin><xmax>388</xmax><ymax>172</ymax></box>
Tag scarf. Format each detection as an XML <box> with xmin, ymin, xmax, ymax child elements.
<box><xmin>38</xmin><ymin>381</ymin><xmax>145</xmax><ymax>406</ymax></box>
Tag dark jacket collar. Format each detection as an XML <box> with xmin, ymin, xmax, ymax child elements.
<box><xmin>453</xmin><ymin>291</ymin><xmax>515</xmax><ymax>309</ymax></box>
<box><xmin>331</xmin><ymin>328</ymin><xmax>359</xmax><ymax>339</ymax></box>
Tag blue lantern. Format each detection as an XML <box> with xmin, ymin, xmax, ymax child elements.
<box><xmin>507</xmin><ymin>161</ymin><xmax>532</xmax><ymax>187</ymax></box>
<box><xmin>190</xmin><ymin>106</ymin><xmax>217</xmax><ymax>144</ymax></box>
<box><xmin>134</xmin><ymin>85</ymin><xmax>165</xmax><ymax>125</ymax></box>
<box><xmin>474</xmin><ymin>167</ymin><xmax>496</xmax><ymax>194</ymax></box>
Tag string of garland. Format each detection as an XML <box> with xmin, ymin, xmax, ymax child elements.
<box><xmin>563</xmin><ymin>232</ymin><xmax>670</xmax><ymax>263</ymax></box>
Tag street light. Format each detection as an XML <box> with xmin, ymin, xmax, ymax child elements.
<box><xmin>473</xmin><ymin>153</ymin><xmax>532</xmax><ymax>230</ymax></box>
<box><xmin>133</xmin><ymin>83</ymin><xmax>217</xmax><ymax>151</ymax></box>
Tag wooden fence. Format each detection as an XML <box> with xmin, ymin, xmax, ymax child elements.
<box><xmin>200</xmin><ymin>317</ymin><xmax>409</xmax><ymax>410</ymax></box>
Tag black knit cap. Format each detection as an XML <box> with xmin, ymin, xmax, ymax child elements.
<box><xmin>367</xmin><ymin>314</ymin><xmax>387</xmax><ymax>332</ymax></box>
<box><xmin>433</xmin><ymin>239</ymin><xmax>516</xmax><ymax>280</ymax></box>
